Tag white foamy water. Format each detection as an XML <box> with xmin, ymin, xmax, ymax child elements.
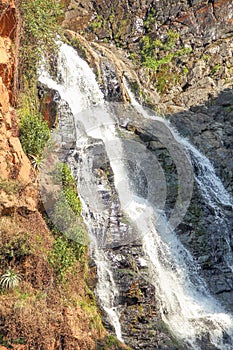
<box><xmin>39</xmin><ymin>43</ymin><xmax>123</xmax><ymax>341</ymax></box>
<box><xmin>125</xmin><ymin>78</ymin><xmax>233</xmax><ymax>273</ymax></box>
<box><xmin>124</xmin><ymin>79</ymin><xmax>233</xmax><ymax>348</ymax></box>
<box><xmin>39</xmin><ymin>43</ymin><xmax>233</xmax><ymax>349</ymax></box>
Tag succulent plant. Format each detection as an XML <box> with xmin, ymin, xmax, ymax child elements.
<box><xmin>0</xmin><ymin>269</ymin><xmax>22</xmax><ymax>290</ymax></box>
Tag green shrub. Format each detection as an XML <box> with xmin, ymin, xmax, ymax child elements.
<box><xmin>106</xmin><ymin>335</ymin><xmax>119</xmax><ymax>347</ymax></box>
<box><xmin>0</xmin><ymin>234</ymin><xmax>31</xmax><ymax>263</ymax></box>
<box><xmin>54</xmin><ymin>163</ymin><xmax>82</xmax><ymax>216</ymax></box>
<box><xmin>47</xmin><ymin>163</ymin><xmax>88</xmax><ymax>276</ymax></box>
<box><xmin>19</xmin><ymin>0</ymin><xmax>64</xmax><ymax>81</ymax></box>
<box><xmin>53</xmin><ymin>193</ymin><xmax>86</xmax><ymax>246</ymax></box>
<box><xmin>19</xmin><ymin>112</ymin><xmax>50</xmax><ymax>158</ymax></box>
<box><xmin>129</xmin><ymin>29</ymin><xmax>192</xmax><ymax>94</ymax></box>
<box><xmin>140</xmin><ymin>34</ymin><xmax>191</xmax><ymax>71</ymax></box>
<box><xmin>48</xmin><ymin>234</ymin><xmax>86</xmax><ymax>283</ymax></box>
<box><xmin>78</xmin><ymin>295</ymin><xmax>104</xmax><ymax>333</ymax></box>
<box><xmin>48</xmin><ymin>237</ymin><xmax>76</xmax><ymax>282</ymax></box>
<box><xmin>90</xmin><ymin>14</ymin><xmax>103</xmax><ymax>30</ymax></box>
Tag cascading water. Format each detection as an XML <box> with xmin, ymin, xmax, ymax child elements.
<box><xmin>123</xmin><ymin>80</ymin><xmax>233</xmax><ymax>349</ymax></box>
<box><xmin>39</xmin><ymin>42</ymin><xmax>233</xmax><ymax>349</ymax></box>
<box><xmin>125</xmin><ymin>79</ymin><xmax>233</xmax><ymax>272</ymax></box>
<box><xmin>180</xmin><ymin>141</ymin><xmax>233</xmax><ymax>272</ymax></box>
<box><xmin>39</xmin><ymin>43</ymin><xmax>123</xmax><ymax>341</ymax></box>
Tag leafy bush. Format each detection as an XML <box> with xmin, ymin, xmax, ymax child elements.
<box><xmin>106</xmin><ymin>335</ymin><xmax>119</xmax><ymax>347</ymax></box>
<box><xmin>18</xmin><ymin>73</ymin><xmax>50</xmax><ymax>161</ymax></box>
<box><xmin>60</xmin><ymin>163</ymin><xmax>82</xmax><ymax>215</ymax></box>
<box><xmin>47</xmin><ymin>163</ymin><xmax>88</xmax><ymax>282</ymax></box>
<box><xmin>130</xmin><ymin>30</ymin><xmax>192</xmax><ymax>93</ymax></box>
<box><xmin>48</xmin><ymin>237</ymin><xmax>76</xmax><ymax>282</ymax></box>
<box><xmin>53</xmin><ymin>193</ymin><xmax>86</xmax><ymax>247</ymax></box>
<box><xmin>0</xmin><ymin>269</ymin><xmax>22</xmax><ymax>290</ymax></box>
<box><xmin>140</xmin><ymin>32</ymin><xmax>190</xmax><ymax>71</ymax></box>
<box><xmin>19</xmin><ymin>111</ymin><xmax>50</xmax><ymax>158</ymax></box>
<box><xmin>54</xmin><ymin>162</ymin><xmax>82</xmax><ymax>216</ymax></box>
<box><xmin>0</xmin><ymin>234</ymin><xmax>31</xmax><ymax>263</ymax></box>
<box><xmin>53</xmin><ymin>163</ymin><xmax>87</xmax><ymax>254</ymax></box>
<box><xmin>19</xmin><ymin>0</ymin><xmax>64</xmax><ymax>81</ymax></box>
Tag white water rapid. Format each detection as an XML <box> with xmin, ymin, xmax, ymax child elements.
<box><xmin>125</xmin><ymin>79</ymin><xmax>233</xmax><ymax>273</ymax></box>
<box><xmin>39</xmin><ymin>43</ymin><xmax>123</xmax><ymax>341</ymax></box>
<box><xmin>180</xmin><ymin>140</ymin><xmax>233</xmax><ymax>272</ymax></box>
<box><xmin>39</xmin><ymin>43</ymin><xmax>233</xmax><ymax>349</ymax></box>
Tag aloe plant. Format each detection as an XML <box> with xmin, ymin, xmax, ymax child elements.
<box><xmin>29</xmin><ymin>154</ymin><xmax>43</xmax><ymax>170</ymax></box>
<box><xmin>0</xmin><ymin>269</ymin><xmax>22</xmax><ymax>289</ymax></box>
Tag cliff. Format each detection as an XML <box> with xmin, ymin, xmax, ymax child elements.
<box><xmin>0</xmin><ymin>0</ymin><xmax>31</xmax><ymax>183</ymax></box>
<box><xmin>0</xmin><ymin>1</ymin><xmax>127</xmax><ymax>349</ymax></box>
<box><xmin>61</xmin><ymin>1</ymin><xmax>233</xmax><ymax>349</ymax></box>
<box><xmin>63</xmin><ymin>0</ymin><xmax>233</xmax><ymax>113</ymax></box>
<box><xmin>1</xmin><ymin>0</ymin><xmax>232</xmax><ymax>349</ymax></box>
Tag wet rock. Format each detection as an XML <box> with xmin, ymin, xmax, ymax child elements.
<box><xmin>100</xmin><ymin>60</ymin><xmax>123</xmax><ymax>102</ymax></box>
<box><xmin>216</xmin><ymin>89</ymin><xmax>233</xmax><ymax>106</ymax></box>
<box><xmin>107</xmin><ymin>244</ymin><xmax>182</xmax><ymax>350</ymax></box>
<box><xmin>63</xmin><ymin>0</ymin><xmax>233</xmax><ymax>113</ymax></box>
<box><xmin>169</xmin><ymin>89</ymin><xmax>233</xmax><ymax>311</ymax></box>
<box><xmin>38</xmin><ymin>83</ymin><xmax>59</xmax><ymax>128</ymax></box>
<box><xmin>66</xmin><ymin>126</ymin><xmax>182</xmax><ymax>348</ymax></box>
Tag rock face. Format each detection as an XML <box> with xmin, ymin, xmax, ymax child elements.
<box><xmin>0</xmin><ymin>0</ymin><xmax>37</xmax><ymax>218</ymax></box>
<box><xmin>65</xmin><ymin>0</ymin><xmax>233</xmax><ymax>45</ymax></box>
<box><xmin>71</xmin><ymin>131</ymin><xmax>182</xmax><ymax>350</ymax></box>
<box><xmin>61</xmin><ymin>2</ymin><xmax>233</xmax><ymax>347</ymax></box>
<box><xmin>170</xmin><ymin>89</ymin><xmax>233</xmax><ymax>196</ymax></box>
<box><xmin>169</xmin><ymin>89</ymin><xmax>233</xmax><ymax>311</ymax></box>
<box><xmin>0</xmin><ymin>2</ymin><xmax>128</xmax><ymax>350</ymax></box>
<box><xmin>63</xmin><ymin>0</ymin><xmax>233</xmax><ymax>113</ymax></box>
<box><xmin>0</xmin><ymin>0</ymin><xmax>16</xmax><ymax>39</ymax></box>
<box><xmin>0</xmin><ymin>0</ymin><xmax>18</xmax><ymax>101</ymax></box>
<box><xmin>0</xmin><ymin>84</ymin><xmax>32</xmax><ymax>183</ymax></box>
<box><xmin>0</xmin><ymin>0</ymin><xmax>32</xmax><ymax>184</ymax></box>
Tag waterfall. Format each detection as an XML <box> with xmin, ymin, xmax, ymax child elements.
<box><xmin>180</xmin><ymin>141</ymin><xmax>233</xmax><ymax>272</ymax></box>
<box><xmin>39</xmin><ymin>42</ymin><xmax>233</xmax><ymax>349</ymax></box>
<box><xmin>39</xmin><ymin>43</ymin><xmax>123</xmax><ymax>341</ymax></box>
<box><xmin>124</xmin><ymin>80</ymin><xmax>233</xmax><ymax>348</ymax></box>
<box><xmin>125</xmin><ymin>79</ymin><xmax>233</xmax><ymax>272</ymax></box>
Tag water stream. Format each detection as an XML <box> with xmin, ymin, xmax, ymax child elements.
<box><xmin>125</xmin><ymin>79</ymin><xmax>233</xmax><ymax>273</ymax></box>
<box><xmin>39</xmin><ymin>42</ymin><xmax>233</xmax><ymax>349</ymax></box>
<box><xmin>39</xmin><ymin>43</ymin><xmax>124</xmax><ymax>341</ymax></box>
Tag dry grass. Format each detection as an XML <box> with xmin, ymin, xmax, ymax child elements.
<box><xmin>0</xmin><ymin>210</ymin><xmax>107</xmax><ymax>349</ymax></box>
